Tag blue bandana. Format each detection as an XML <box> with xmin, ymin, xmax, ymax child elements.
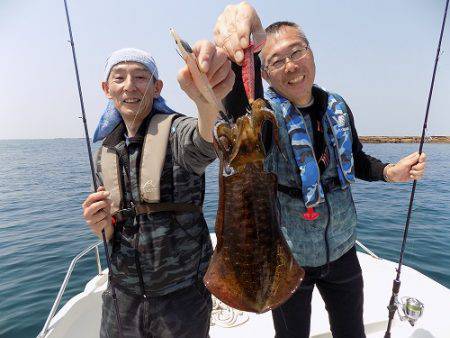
<box><xmin>93</xmin><ymin>48</ymin><xmax>175</xmax><ymax>143</ymax></box>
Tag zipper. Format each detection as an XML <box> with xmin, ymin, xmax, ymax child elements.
<box><xmin>115</xmin><ymin>143</ymin><xmax>148</xmax><ymax>299</ymax></box>
<box><xmin>322</xmin><ymin>194</ymin><xmax>331</xmax><ymax>276</ymax></box>
<box><xmin>134</xmin><ymin>247</ymin><xmax>148</xmax><ymax>300</ymax></box>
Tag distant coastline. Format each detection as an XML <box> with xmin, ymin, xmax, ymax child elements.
<box><xmin>360</xmin><ymin>136</ymin><xmax>450</xmax><ymax>143</ymax></box>
<box><xmin>0</xmin><ymin>136</ymin><xmax>449</xmax><ymax>143</ymax></box>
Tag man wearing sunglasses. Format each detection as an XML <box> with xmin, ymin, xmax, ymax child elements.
<box><xmin>214</xmin><ymin>2</ymin><xmax>427</xmax><ymax>337</ymax></box>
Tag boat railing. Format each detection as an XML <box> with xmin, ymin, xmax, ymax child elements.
<box><xmin>356</xmin><ymin>240</ymin><xmax>380</xmax><ymax>259</ymax></box>
<box><xmin>37</xmin><ymin>241</ymin><xmax>103</xmax><ymax>338</ymax></box>
<box><xmin>37</xmin><ymin>237</ymin><xmax>380</xmax><ymax>337</ymax></box>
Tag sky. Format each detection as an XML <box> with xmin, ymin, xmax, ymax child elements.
<box><xmin>0</xmin><ymin>0</ymin><xmax>449</xmax><ymax>139</ymax></box>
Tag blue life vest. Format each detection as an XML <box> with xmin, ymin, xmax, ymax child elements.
<box><xmin>264</xmin><ymin>85</ymin><xmax>357</xmax><ymax>267</ymax></box>
<box><xmin>265</xmin><ymin>86</ymin><xmax>355</xmax><ymax>207</ymax></box>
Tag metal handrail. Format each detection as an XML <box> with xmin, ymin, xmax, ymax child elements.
<box><xmin>36</xmin><ymin>237</ymin><xmax>379</xmax><ymax>337</ymax></box>
<box><xmin>356</xmin><ymin>240</ymin><xmax>380</xmax><ymax>259</ymax></box>
<box><xmin>38</xmin><ymin>241</ymin><xmax>103</xmax><ymax>338</ymax></box>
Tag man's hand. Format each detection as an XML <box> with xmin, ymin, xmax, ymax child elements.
<box><xmin>82</xmin><ymin>186</ymin><xmax>114</xmax><ymax>240</ymax></box>
<box><xmin>178</xmin><ymin>40</ymin><xmax>235</xmax><ymax>142</ymax></box>
<box><xmin>214</xmin><ymin>2</ymin><xmax>265</xmax><ymax>64</ymax></box>
<box><xmin>178</xmin><ymin>40</ymin><xmax>234</xmax><ymax>107</ymax></box>
<box><xmin>384</xmin><ymin>152</ymin><xmax>427</xmax><ymax>182</ymax></box>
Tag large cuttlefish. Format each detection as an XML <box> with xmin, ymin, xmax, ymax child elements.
<box><xmin>171</xmin><ymin>29</ymin><xmax>304</xmax><ymax>313</ymax></box>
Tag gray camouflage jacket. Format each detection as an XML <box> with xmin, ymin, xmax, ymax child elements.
<box><xmin>95</xmin><ymin>111</ymin><xmax>216</xmax><ymax>296</ymax></box>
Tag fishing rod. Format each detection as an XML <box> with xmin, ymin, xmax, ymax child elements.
<box><xmin>384</xmin><ymin>0</ymin><xmax>449</xmax><ymax>336</ymax></box>
<box><xmin>62</xmin><ymin>0</ymin><xmax>124</xmax><ymax>337</ymax></box>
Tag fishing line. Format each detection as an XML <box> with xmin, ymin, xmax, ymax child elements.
<box><xmin>129</xmin><ymin>66</ymin><xmax>158</xmax><ymax>133</ymax></box>
<box><xmin>62</xmin><ymin>0</ymin><xmax>124</xmax><ymax>337</ymax></box>
<box><xmin>384</xmin><ymin>0</ymin><xmax>449</xmax><ymax>336</ymax></box>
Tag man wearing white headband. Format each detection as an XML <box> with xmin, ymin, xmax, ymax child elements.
<box><xmin>82</xmin><ymin>43</ymin><xmax>234</xmax><ymax>337</ymax></box>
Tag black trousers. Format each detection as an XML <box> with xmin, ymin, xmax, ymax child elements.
<box><xmin>100</xmin><ymin>281</ymin><xmax>212</xmax><ymax>338</ymax></box>
<box><xmin>272</xmin><ymin>246</ymin><xmax>365</xmax><ymax>338</ymax></box>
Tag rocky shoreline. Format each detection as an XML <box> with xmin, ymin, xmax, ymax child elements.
<box><xmin>359</xmin><ymin>136</ymin><xmax>450</xmax><ymax>143</ymax></box>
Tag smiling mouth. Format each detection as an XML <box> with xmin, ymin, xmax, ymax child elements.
<box><xmin>122</xmin><ymin>98</ymin><xmax>141</xmax><ymax>104</ymax></box>
<box><xmin>287</xmin><ymin>75</ymin><xmax>305</xmax><ymax>85</ymax></box>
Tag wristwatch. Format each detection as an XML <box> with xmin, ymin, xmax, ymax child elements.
<box><xmin>383</xmin><ymin>163</ymin><xmax>395</xmax><ymax>182</ymax></box>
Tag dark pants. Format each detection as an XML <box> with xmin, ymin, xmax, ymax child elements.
<box><xmin>272</xmin><ymin>246</ymin><xmax>365</xmax><ymax>338</ymax></box>
<box><xmin>100</xmin><ymin>281</ymin><xmax>212</xmax><ymax>338</ymax></box>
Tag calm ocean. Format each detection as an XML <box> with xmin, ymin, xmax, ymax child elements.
<box><xmin>0</xmin><ymin>140</ymin><xmax>448</xmax><ymax>338</ymax></box>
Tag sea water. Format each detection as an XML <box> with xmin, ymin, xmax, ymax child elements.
<box><xmin>0</xmin><ymin>140</ymin><xmax>448</xmax><ymax>337</ymax></box>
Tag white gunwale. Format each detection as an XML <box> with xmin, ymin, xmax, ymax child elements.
<box><xmin>38</xmin><ymin>234</ymin><xmax>450</xmax><ymax>338</ymax></box>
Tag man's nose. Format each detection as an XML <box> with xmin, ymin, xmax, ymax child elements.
<box><xmin>123</xmin><ymin>76</ymin><xmax>136</xmax><ymax>91</ymax></box>
<box><xmin>284</xmin><ymin>59</ymin><xmax>297</xmax><ymax>73</ymax></box>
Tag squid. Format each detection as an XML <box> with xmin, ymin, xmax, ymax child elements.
<box><xmin>171</xmin><ymin>29</ymin><xmax>304</xmax><ymax>313</ymax></box>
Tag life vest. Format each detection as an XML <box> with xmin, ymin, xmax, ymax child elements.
<box><xmin>97</xmin><ymin>113</ymin><xmax>201</xmax><ymax>222</ymax></box>
<box><xmin>264</xmin><ymin>86</ymin><xmax>358</xmax><ymax>267</ymax></box>
<box><xmin>265</xmin><ymin>86</ymin><xmax>355</xmax><ymax>207</ymax></box>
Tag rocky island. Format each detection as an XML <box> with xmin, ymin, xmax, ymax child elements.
<box><xmin>359</xmin><ymin>136</ymin><xmax>450</xmax><ymax>143</ymax></box>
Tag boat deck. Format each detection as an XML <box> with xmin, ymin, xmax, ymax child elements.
<box><xmin>39</xmin><ymin>237</ymin><xmax>450</xmax><ymax>338</ymax></box>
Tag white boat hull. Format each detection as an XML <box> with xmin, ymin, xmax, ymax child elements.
<box><xmin>40</xmin><ymin>237</ymin><xmax>450</xmax><ymax>338</ymax></box>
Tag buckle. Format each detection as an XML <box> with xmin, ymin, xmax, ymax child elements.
<box><xmin>113</xmin><ymin>204</ymin><xmax>136</xmax><ymax>223</ymax></box>
<box><xmin>288</xmin><ymin>188</ymin><xmax>300</xmax><ymax>198</ymax></box>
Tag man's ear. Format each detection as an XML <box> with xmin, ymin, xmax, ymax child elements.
<box><xmin>154</xmin><ymin>79</ymin><xmax>163</xmax><ymax>98</ymax></box>
<box><xmin>101</xmin><ymin>81</ymin><xmax>112</xmax><ymax>99</ymax></box>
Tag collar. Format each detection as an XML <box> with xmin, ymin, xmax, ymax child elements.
<box><xmin>266</xmin><ymin>84</ymin><xmax>329</xmax><ymax>112</ymax></box>
<box><xmin>311</xmin><ymin>85</ymin><xmax>329</xmax><ymax>113</ymax></box>
<box><xmin>102</xmin><ymin>109</ymin><xmax>154</xmax><ymax>148</ymax></box>
<box><xmin>292</xmin><ymin>86</ymin><xmax>329</xmax><ymax>120</ymax></box>
<box><xmin>296</xmin><ymin>96</ymin><xmax>315</xmax><ymax>109</ymax></box>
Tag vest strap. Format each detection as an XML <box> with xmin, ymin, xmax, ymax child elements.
<box><xmin>278</xmin><ymin>177</ymin><xmax>341</xmax><ymax>198</ymax></box>
<box><xmin>113</xmin><ymin>202</ymin><xmax>202</xmax><ymax>223</ymax></box>
<box><xmin>140</xmin><ymin>114</ymin><xmax>178</xmax><ymax>203</ymax></box>
<box><xmin>135</xmin><ymin>203</ymin><xmax>202</xmax><ymax>214</ymax></box>
<box><xmin>99</xmin><ymin>147</ymin><xmax>122</xmax><ymax>214</ymax></box>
